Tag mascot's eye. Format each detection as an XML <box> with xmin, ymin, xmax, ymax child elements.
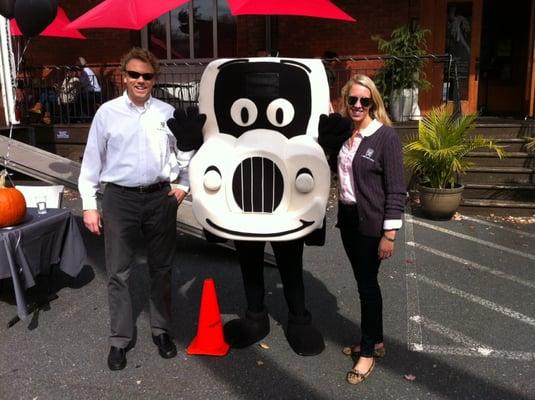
<box><xmin>266</xmin><ymin>99</ymin><xmax>294</xmax><ymax>127</ymax></box>
<box><xmin>230</xmin><ymin>98</ymin><xmax>258</xmax><ymax>127</ymax></box>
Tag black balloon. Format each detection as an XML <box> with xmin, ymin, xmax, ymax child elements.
<box><xmin>0</xmin><ymin>0</ymin><xmax>15</xmax><ymax>19</ymax></box>
<box><xmin>14</xmin><ymin>0</ymin><xmax>58</xmax><ymax>37</ymax></box>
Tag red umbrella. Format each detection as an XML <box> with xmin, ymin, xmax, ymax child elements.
<box><xmin>227</xmin><ymin>0</ymin><xmax>355</xmax><ymax>22</ymax></box>
<box><xmin>68</xmin><ymin>0</ymin><xmax>189</xmax><ymax>30</ymax></box>
<box><xmin>10</xmin><ymin>6</ymin><xmax>86</xmax><ymax>39</ymax></box>
<box><xmin>68</xmin><ymin>0</ymin><xmax>354</xmax><ymax>31</ymax></box>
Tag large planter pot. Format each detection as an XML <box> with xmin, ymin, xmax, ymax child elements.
<box><xmin>390</xmin><ymin>88</ymin><xmax>422</xmax><ymax>122</ymax></box>
<box><xmin>417</xmin><ymin>183</ymin><xmax>464</xmax><ymax>220</ymax></box>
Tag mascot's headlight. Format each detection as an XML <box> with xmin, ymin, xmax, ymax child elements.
<box><xmin>204</xmin><ymin>166</ymin><xmax>222</xmax><ymax>191</ymax></box>
<box><xmin>295</xmin><ymin>168</ymin><xmax>314</xmax><ymax>193</ymax></box>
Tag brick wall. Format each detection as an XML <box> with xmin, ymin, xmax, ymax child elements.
<box><xmin>272</xmin><ymin>0</ymin><xmax>420</xmax><ymax>58</ymax></box>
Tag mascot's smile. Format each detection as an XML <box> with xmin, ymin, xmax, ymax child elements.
<box><xmin>206</xmin><ymin>218</ymin><xmax>314</xmax><ymax>238</ymax></box>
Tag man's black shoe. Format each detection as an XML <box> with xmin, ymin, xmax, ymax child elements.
<box><xmin>152</xmin><ymin>333</ymin><xmax>177</xmax><ymax>359</ymax></box>
<box><xmin>107</xmin><ymin>346</ymin><xmax>126</xmax><ymax>371</ymax></box>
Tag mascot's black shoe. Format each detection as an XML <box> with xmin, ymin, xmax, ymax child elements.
<box><xmin>286</xmin><ymin>311</ymin><xmax>325</xmax><ymax>356</ymax></box>
<box><xmin>224</xmin><ymin>308</ymin><xmax>270</xmax><ymax>348</ymax></box>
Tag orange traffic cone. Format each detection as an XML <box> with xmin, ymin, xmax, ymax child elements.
<box><xmin>187</xmin><ymin>278</ymin><xmax>230</xmax><ymax>356</ymax></box>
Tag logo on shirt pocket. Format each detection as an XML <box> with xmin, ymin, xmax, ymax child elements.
<box><xmin>157</xmin><ymin>121</ymin><xmax>168</xmax><ymax>132</ymax></box>
<box><xmin>361</xmin><ymin>148</ymin><xmax>375</xmax><ymax>162</ymax></box>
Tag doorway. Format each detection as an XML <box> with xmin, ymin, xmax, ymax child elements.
<box><xmin>477</xmin><ymin>0</ymin><xmax>532</xmax><ymax>118</ymax></box>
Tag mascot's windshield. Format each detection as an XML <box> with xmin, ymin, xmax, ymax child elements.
<box><xmin>214</xmin><ymin>60</ymin><xmax>312</xmax><ymax>138</ymax></box>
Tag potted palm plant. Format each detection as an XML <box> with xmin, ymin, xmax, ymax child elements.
<box><xmin>404</xmin><ymin>106</ymin><xmax>505</xmax><ymax>219</ymax></box>
<box><xmin>525</xmin><ymin>136</ymin><xmax>535</xmax><ymax>152</ymax></box>
<box><xmin>373</xmin><ymin>24</ymin><xmax>430</xmax><ymax>122</ymax></box>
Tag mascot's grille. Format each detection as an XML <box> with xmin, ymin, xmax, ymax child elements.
<box><xmin>232</xmin><ymin>157</ymin><xmax>283</xmax><ymax>212</ymax></box>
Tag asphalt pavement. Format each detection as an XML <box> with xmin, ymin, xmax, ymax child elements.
<box><xmin>1</xmin><ymin>192</ymin><xmax>534</xmax><ymax>400</ymax></box>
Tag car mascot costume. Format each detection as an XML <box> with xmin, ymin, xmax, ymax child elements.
<box><xmin>168</xmin><ymin>57</ymin><xmax>351</xmax><ymax>356</ymax></box>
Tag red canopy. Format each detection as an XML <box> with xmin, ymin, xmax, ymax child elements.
<box><xmin>226</xmin><ymin>0</ymin><xmax>355</xmax><ymax>22</ymax></box>
<box><xmin>10</xmin><ymin>7</ymin><xmax>86</xmax><ymax>39</ymax></box>
<box><xmin>68</xmin><ymin>0</ymin><xmax>190</xmax><ymax>30</ymax></box>
<box><xmin>68</xmin><ymin>0</ymin><xmax>354</xmax><ymax>31</ymax></box>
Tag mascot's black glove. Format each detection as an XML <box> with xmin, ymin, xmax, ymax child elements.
<box><xmin>317</xmin><ymin>113</ymin><xmax>352</xmax><ymax>155</ymax></box>
<box><xmin>167</xmin><ymin>106</ymin><xmax>206</xmax><ymax>152</ymax></box>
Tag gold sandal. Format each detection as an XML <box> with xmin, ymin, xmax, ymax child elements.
<box><xmin>342</xmin><ymin>344</ymin><xmax>386</xmax><ymax>358</ymax></box>
<box><xmin>346</xmin><ymin>358</ymin><xmax>375</xmax><ymax>385</ymax></box>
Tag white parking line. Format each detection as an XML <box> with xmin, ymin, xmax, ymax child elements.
<box><xmin>409</xmin><ymin>344</ymin><xmax>535</xmax><ymax>361</ymax></box>
<box><xmin>404</xmin><ymin>212</ymin><xmax>423</xmax><ymax>349</ymax></box>
<box><xmin>407</xmin><ymin>317</ymin><xmax>535</xmax><ymax>361</ymax></box>
<box><xmin>404</xmin><ymin>211</ymin><xmax>535</xmax><ymax>360</ymax></box>
<box><xmin>411</xmin><ymin>315</ymin><xmax>485</xmax><ymax>348</ymax></box>
<box><xmin>411</xmin><ymin>219</ymin><xmax>535</xmax><ymax>261</ymax></box>
<box><xmin>461</xmin><ymin>215</ymin><xmax>535</xmax><ymax>239</ymax></box>
<box><xmin>407</xmin><ymin>241</ymin><xmax>535</xmax><ymax>289</ymax></box>
<box><xmin>413</xmin><ymin>273</ymin><xmax>535</xmax><ymax>327</ymax></box>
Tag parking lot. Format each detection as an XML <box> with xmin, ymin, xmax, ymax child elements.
<box><xmin>0</xmin><ymin>199</ymin><xmax>534</xmax><ymax>399</ymax></box>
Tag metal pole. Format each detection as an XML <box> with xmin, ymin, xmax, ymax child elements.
<box><xmin>265</xmin><ymin>16</ymin><xmax>271</xmax><ymax>54</ymax></box>
<box><xmin>0</xmin><ymin>16</ymin><xmax>18</xmax><ymax>126</ymax></box>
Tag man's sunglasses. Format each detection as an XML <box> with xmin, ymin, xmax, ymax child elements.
<box><xmin>125</xmin><ymin>70</ymin><xmax>155</xmax><ymax>81</ymax></box>
<box><xmin>347</xmin><ymin>96</ymin><xmax>372</xmax><ymax>108</ymax></box>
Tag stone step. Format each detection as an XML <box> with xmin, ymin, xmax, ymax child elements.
<box><xmin>473</xmin><ymin>138</ymin><xmax>531</xmax><ymax>153</ymax></box>
<box><xmin>472</xmin><ymin>120</ymin><xmax>534</xmax><ymax>139</ymax></box>
<box><xmin>462</xmin><ymin>166</ymin><xmax>534</xmax><ymax>185</ymax></box>
<box><xmin>463</xmin><ymin>183</ymin><xmax>535</xmax><ymax>201</ymax></box>
<box><xmin>461</xmin><ymin>198</ymin><xmax>535</xmax><ymax>211</ymax></box>
<box><xmin>466</xmin><ymin>152</ymin><xmax>534</xmax><ymax>167</ymax></box>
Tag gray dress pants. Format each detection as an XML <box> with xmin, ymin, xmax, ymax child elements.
<box><xmin>102</xmin><ymin>183</ymin><xmax>178</xmax><ymax>348</ymax></box>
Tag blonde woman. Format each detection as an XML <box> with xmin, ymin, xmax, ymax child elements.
<box><xmin>320</xmin><ymin>74</ymin><xmax>406</xmax><ymax>385</ymax></box>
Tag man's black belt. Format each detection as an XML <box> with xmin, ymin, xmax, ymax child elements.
<box><xmin>108</xmin><ymin>182</ymin><xmax>169</xmax><ymax>193</ymax></box>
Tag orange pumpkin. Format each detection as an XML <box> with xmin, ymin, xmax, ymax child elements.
<box><xmin>0</xmin><ymin>172</ymin><xmax>27</xmax><ymax>228</ymax></box>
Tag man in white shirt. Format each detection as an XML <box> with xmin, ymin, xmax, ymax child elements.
<box><xmin>78</xmin><ymin>48</ymin><xmax>192</xmax><ymax>371</ymax></box>
<box><xmin>78</xmin><ymin>57</ymin><xmax>102</xmax><ymax>118</ymax></box>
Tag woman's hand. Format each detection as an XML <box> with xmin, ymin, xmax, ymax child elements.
<box><xmin>378</xmin><ymin>230</ymin><xmax>396</xmax><ymax>260</ymax></box>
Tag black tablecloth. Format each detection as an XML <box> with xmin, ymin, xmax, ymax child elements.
<box><xmin>0</xmin><ymin>208</ymin><xmax>87</xmax><ymax>320</ymax></box>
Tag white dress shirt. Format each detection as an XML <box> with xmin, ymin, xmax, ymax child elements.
<box><xmin>338</xmin><ymin>119</ymin><xmax>382</xmax><ymax>204</ymax></box>
<box><xmin>78</xmin><ymin>92</ymin><xmax>194</xmax><ymax>210</ymax></box>
<box><xmin>80</xmin><ymin>67</ymin><xmax>101</xmax><ymax>93</ymax></box>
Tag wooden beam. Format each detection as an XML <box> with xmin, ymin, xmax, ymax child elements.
<box><xmin>527</xmin><ymin>0</ymin><xmax>535</xmax><ymax>117</ymax></box>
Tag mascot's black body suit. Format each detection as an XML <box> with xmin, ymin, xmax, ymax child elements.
<box><xmin>168</xmin><ymin>58</ymin><xmax>351</xmax><ymax>356</ymax></box>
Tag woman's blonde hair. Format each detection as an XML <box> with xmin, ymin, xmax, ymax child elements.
<box><xmin>339</xmin><ymin>74</ymin><xmax>392</xmax><ymax>126</ymax></box>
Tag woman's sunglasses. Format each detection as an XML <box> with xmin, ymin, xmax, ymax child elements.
<box><xmin>347</xmin><ymin>96</ymin><xmax>372</xmax><ymax>108</ymax></box>
<box><xmin>125</xmin><ymin>70</ymin><xmax>155</xmax><ymax>81</ymax></box>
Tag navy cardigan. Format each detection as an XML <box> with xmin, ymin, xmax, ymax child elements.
<box><xmin>336</xmin><ymin>125</ymin><xmax>406</xmax><ymax>237</ymax></box>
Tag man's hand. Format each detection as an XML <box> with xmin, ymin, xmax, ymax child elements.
<box><xmin>83</xmin><ymin>209</ymin><xmax>102</xmax><ymax>235</ymax></box>
<box><xmin>167</xmin><ymin>106</ymin><xmax>206</xmax><ymax>151</ymax></box>
<box><xmin>168</xmin><ymin>187</ymin><xmax>187</xmax><ymax>205</ymax></box>
<box><xmin>317</xmin><ymin>113</ymin><xmax>352</xmax><ymax>154</ymax></box>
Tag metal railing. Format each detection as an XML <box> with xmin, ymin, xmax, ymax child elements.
<box><xmin>15</xmin><ymin>62</ymin><xmax>206</xmax><ymax>125</ymax></box>
<box><xmin>14</xmin><ymin>55</ymin><xmax>460</xmax><ymax>125</ymax></box>
<box><xmin>326</xmin><ymin>54</ymin><xmax>461</xmax><ymax>120</ymax></box>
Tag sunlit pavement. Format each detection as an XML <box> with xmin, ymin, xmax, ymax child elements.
<box><xmin>1</xmin><ymin>191</ymin><xmax>534</xmax><ymax>400</ymax></box>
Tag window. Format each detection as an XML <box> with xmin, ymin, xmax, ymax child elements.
<box><xmin>145</xmin><ymin>0</ymin><xmax>236</xmax><ymax>60</ymax></box>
